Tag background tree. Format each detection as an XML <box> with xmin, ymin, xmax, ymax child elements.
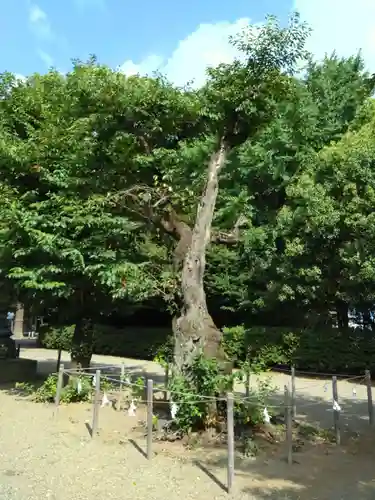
<box><xmin>0</xmin><ymin>70</ymin><xmax>171</xmax><ymax>366</ymax></box>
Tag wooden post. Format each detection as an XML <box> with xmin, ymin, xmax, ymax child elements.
<box><xmin>56</xmin><ymin>348</ymin><xmax>62</xmax><ymax>373</ymax></box>
<box><xmin>332</xmin><ymin>376</ymin><xmax>341</xmax><ymax>445</ymax></box>
<box><xmin>147</xmin><ymin>379</ymin><xmax>153</xmax><ymax>460</ymax></box>
<box><xmin>365</xmin><ymin>370</ymin><xmax>373</xmax><ymax>426</ymax></box>
<box><xmin>227</xmin><ymin>392</ymin><xmax>235</xmax><ymax>494</ymax></box>
<box><xmin>13</xmin><ymin>302</ymin><xmax>25</xmax><ymax>339</ymax></box>
<box><xmin>164</xmin><ymin>364</ymin><xmax>169</xmax><ymax>401</ymax></box>
<box><xmin>91</xmin><ymin>369</ymin><xmax>101</xmax><ymax>438</ymax></box>
<box><xmin>284</xmin><ymin>385</ymin><xmax>293</xmax><ymax>465</ymax></box>
<box><xmin>117</xmin><ymin>364</ymin><xmax>125</xmax><ymax>411</ymax></box>
<box><xmin>54</xmin><ymin>363</ymin><xmax>64</xmax><ymax>417</ymax></box>
<box><xmin>291</xmin><ymin>366</ymin><xmax>296</xmax><ymax>419</ymax></box>
<box><xmin>245</xmin><ymin>368</ymin><xmax>250</xmax><ymax>398</ymax></box>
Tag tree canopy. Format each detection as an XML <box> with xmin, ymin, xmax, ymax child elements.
<box><xmin>1</xmin><ymin>12</ymin><xmax>375</xmax><ymax>368</ymax></box>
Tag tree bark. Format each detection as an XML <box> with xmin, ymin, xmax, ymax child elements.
<box><xmin>70</xmin><ymin>317</ymin><xmax>94</xmax><ymax>369</ymax></box>
<box><xmin>336</xmin><ymin>300</ymin><xmax>349</xmax><ymax>329</ymax></box>
<box><xmin>173</xmin><ymin>138</ymin><xmax>229</xmax><ymax>372</ymax></box>
<box><xmin>13</xmin><ymin>302</ymin><xmax>25</xmax><ymax>339</ymax></box>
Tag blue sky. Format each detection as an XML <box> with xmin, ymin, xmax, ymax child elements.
<box><xmin>1</xmin><ymin>0</ymin><xmax>375</xmax><ymax>86</ymax></box>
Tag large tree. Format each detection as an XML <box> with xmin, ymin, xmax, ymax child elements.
<box><xmin>204</xmin><ymin>53</ymin><xmax>375</xmax><ymax>328</ymax></box>
<box><xmin>0</xmin><ymin>14</ymin><xmax>317</xmax><ymax>372</ymax></box>
<box><xmin>0</xmin><ymin>70</ymin><xmax>173</xmax><ymax>366</ymax></box>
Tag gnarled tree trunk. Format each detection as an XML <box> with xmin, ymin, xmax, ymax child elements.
<box><xmin>70</xmin><ymin>316</ymin><xmax>94</xmax><ymax>369</ymax></box>
<box><xmin>173</xmin><ymin>138</ymin><xmax>228</xmax><ymax>372</ymax></box>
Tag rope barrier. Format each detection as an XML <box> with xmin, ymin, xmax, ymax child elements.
<box><xmin>63</xmin><ymin>363</ymin><xmax>367</xmax><ymax>380</ymax></box>
<box><xmin>274</xmin><ymin>366</ymin><xmax>366</xmax><ymax>379</ymax></box>
<box><xmin>60</xmin><ymin>366</ymin><xmax>371</xmax><ymax>410</ymax></box>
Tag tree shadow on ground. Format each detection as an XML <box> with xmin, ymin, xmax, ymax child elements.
<box><xmin>193</xmin><ymin>389</ymin><xmax>375</xmax><ymax>499</ymax></box>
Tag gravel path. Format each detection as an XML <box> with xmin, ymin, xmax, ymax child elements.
<box><xmin>0</xmin><ymin>346</ymin><xmax>372</xmax><ymax>499</ymax></box>
<box><xmin>0</xmin><ymin>392</ymin><xmax>239</xmax><ymax>500</ymax></box>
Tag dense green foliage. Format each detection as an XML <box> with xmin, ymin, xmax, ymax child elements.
<box><xmin>1</xmin><ymin>13</ymin><xmax>375</xmax><ymax>377</ymax></box>
<box><xmin>222</xmin><ymin>325</ymin><xmax>375</xmax><ymax>374</ymax></box>
<box><xmin>38</xmin><ymin>323</ymin><xmax>170</xmax><ymax>360</ymax></box>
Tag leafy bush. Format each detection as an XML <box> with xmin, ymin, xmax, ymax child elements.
<box><xmin>222</xmin><ymin>325</ymin><xmax>247</xmax><ymax>361</ymax></box>
<box><xmin>38</xmin><ymin>325</ymin><xmax>74</xmax><ymax>351</ymax></box>
<box><xmin>234</xmin><ymin>378</ymin><xmax>276</xmax><ymax>427</ymax></box>
<box><xmin>15</xmin><ymin>375</ymin><xmax>92</xmax><ymax>403</ymax></box>
<box><xmin>15</xmin><ymin>370</ymin><xmax>143</xmax><ymax>405</ymax></box>
<box><xmin>33</xmin><ymin>374</ymin><xmax>92</xmax><ymax>403</ymax></box>
<box><xmin>168</xmin><ymin>355</ymin><xmax>275</xmax><ymax>434</ymax></box>
<box><xmin>169</xmin><ymin>356</ymin><xmax>225</xmax><ymax>433</ymax></box>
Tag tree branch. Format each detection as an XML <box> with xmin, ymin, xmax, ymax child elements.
<box><xmin>211</xmin><ymin>215</ymin><xmax>247</xmax><ymax>244</ymax></box>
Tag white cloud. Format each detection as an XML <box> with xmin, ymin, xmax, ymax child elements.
<box><xmin>120</xmin><ymin>3</ymin><xmax>375</xmax><ymax>89</ymax></box>
<box><xmin>294</xmin><ymin>0</ymin><xmax>375</xmax><ymax>71</ymax></box>
<box><xmin>29</xmin><ymin>4</ymin><xmax>53</xmax><ymax>41</ymax></box>
<box><xmin>37</xmin><ymin>49</ymin><xmax>54</xmax><ymax>68</ymax></box>
<box><xmin>119</xmin><ymin>19</ymin><xmax>249</xmax><ymax>88</ymax></box>
<box><xmin>14</xmin><ymin>74</ymin><xmax>26</xmax><ymax>84</ymax></box>
<box><xmin>119</xmin><ymin>55</ymin><xmax>164</xmax><ymax>78</ymax></box>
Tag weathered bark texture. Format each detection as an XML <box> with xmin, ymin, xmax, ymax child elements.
<box><xmin>173</xmin><ymin>138</ymin><xmax>229</xmax><ymax>372</ymax></box>
<box><xmin>13</xmin><ymin>302</ymin><xmax>25</xmax><ymax>339</ymax></box>
<box><xmin>119</xmin><ymin>137</ymin><xmax>244</xmax><ymax>373</ymax></box>
<box><xmin>70</xmin><ymin>317</ymin><xmax>94</xmax><ymax>369</ymax></box>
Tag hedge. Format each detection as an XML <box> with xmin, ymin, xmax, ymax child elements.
<box><xmin>39</xmin><ymin>323</ymin><xmax>375</xmax><ymax>373</ymax></box>
<box><xmin>38</xmin><ymin>324</ymin><xmax>170</xmax><ymax>360</ymax></box>
<box><xmin>222</xmin><ymin>325</ymin><xmax>375</xmax><ymax>374</ymax></box>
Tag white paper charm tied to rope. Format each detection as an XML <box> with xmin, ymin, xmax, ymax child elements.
<box><xmin>333</xmin><ymin>400</ymin><xmax>341</xmax><ymax>412</ymax></box>
<box><xmin>101</xmin><ymin>392</ymin><xmax>111</xmax><ymax>408</ymax></box>
<box><xmin>263</xmin><ymin>407</ymin><xmax>270</xmax><ymax>424</ymax></box>
<box><xmin>128</xmin><ymin>399</ymin><xmax>137</xmax><ymax>417</ymax></box>
<box><xmin>170</xmin><ymin>401</ymin><xmax>179</xmax><ymax>420</ymax></box>
<box><xmin>352</xmin><ymin>387</ymin><xmax>357</xmax><ymax>397</ymax></box>
<box><xmin>92</xmin><ymin>374</ymin><xmax>96</xmax><ymax>388</ymax></box>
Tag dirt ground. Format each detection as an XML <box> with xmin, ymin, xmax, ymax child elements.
<box><xmin>2</xmin><ymin>345</ymin><xmax>374</xmax><ymax>499</ymax></box>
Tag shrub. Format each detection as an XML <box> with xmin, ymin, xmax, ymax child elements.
<box><xmin>34</xmin><ymin>374</ymin><xmax>93</xmax><ymax>403</ymax></box>
<box><xmin>38</xmin><ymin>325</ymin><xmax>74</xmax><ymax>351</ymax></box>
<box><xmin>15</xmin><ymin>371</ymin><xmax>142</xmax><ymax>404</ymax></box>
<box><xmin>221</xmin><ymin>324</ymin><xmax>247</xmax><ymax>361</ymax></box>
<box><xmin>168</xmin><ymin>355</ymin><xmax>275</xmax><ymax>434</ymax></box>
<box><xmin>15</xmin><ymin>374</ymin><xmax>93</xmax><ymax>403</ymax></box>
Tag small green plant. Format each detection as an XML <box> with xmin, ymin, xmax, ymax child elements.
<box><xmin>153</xmin><ymin>336</ymin><xmax>174</xmax><ymax>368</ymax></box>
<box><xmin>233</xmin><ymin>373</ymin><xmax>276</xmax><ymax>428</ymax></box>
<box><xmin>132</xmin><ymin>377</ymin><xmax>145</xmax><ymax>400</ymax></box>
<box><xmin>32</xmin><ymin>373</ymin><xmax>93</xmax><ymax>403</ymax></box>
<box><xmin>14</xmin><ymin>382</ymin><xmax>35</xmax><ymax>395</ymax></box>
<box><xmin>34</xmin><ymin>374</ymin><xmax>59</xmax><ymax>402</ymax></box>
<box><xmin>101</xmin><ymin>376</ymin><xmax>115</xmax><ymax>393</ymax></box>
<box><xmin>243</xmin><ymin>436</ymin><xmax>259</xmax><ymax>457</ymax></box>
<box><xmin>152</xmin><ymin>414</ymin><xmax>159</xmax><ymax>430</ymax></box>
